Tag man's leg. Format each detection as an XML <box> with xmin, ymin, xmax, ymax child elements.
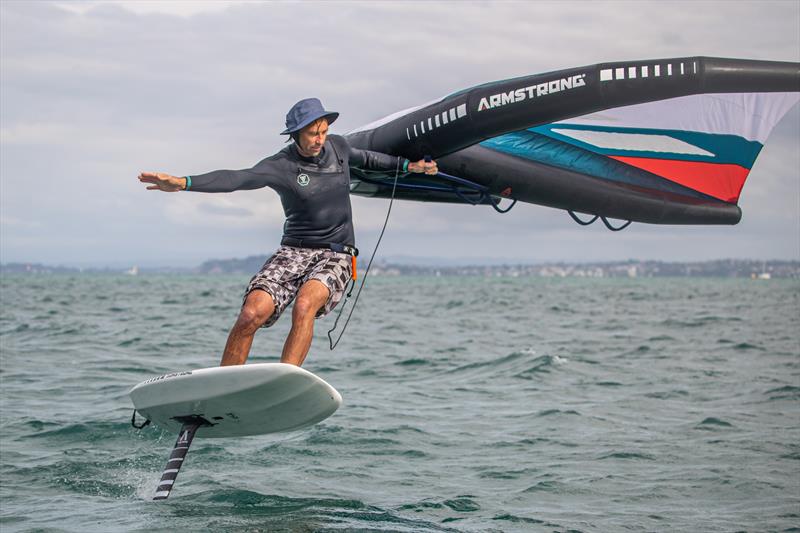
<box><xmin>220</xmin><ymin>290</ymin><xmax>275</xmax><ymax>366</ymax></box>
<box><xmin>281</xmin><ymin>280</ymin><xmax>330</xmax><ymax>367</ymax></box>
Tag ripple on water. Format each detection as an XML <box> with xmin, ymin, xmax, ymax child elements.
<box><xmin>117</xmin><ymin>337</ymin><xmax>142</xmax><ymax>347</ymax></box>
<box><xmin>732</xmin><ymin>342</ymin><xmax>764</xmax><ymax>351</ymax></box>
<box><xmin>187</xmin><ymin>490</ymin><xmax>454</xmax><ymax>531</ymax></box>
<box><xmin>696</xmin><ymin>417</ymin><xmax>735</xmax><ymax>429</ymax></box>
<box><xmin>492</xmin><ymin>513</ymin><xmax>560</xmax><ymax>528</ymax></box>
<box><xmin>17</xmin><ymin>421</ymin><xmax>133</xmax><ymax>443</ymax></box>
<box><xmin>395</xmin><ymin>358</ymin><xmax>431</xmax><ymax>366</ymax></box>
<box><xmin>522</xmin><ymin>480</ymin><xmax>580</xmax><ymax>494</ymax></box>
<box><xmin>443</xmin><ymin>350</ymin><xmax>526</xmax><ymax>377</ymax></box>
<box><xmin>644</xmin><ymin>389</ymin><xmax>689</xmax><ymax>400</ymax></box>
<box><xmin>514</xmin><ymin>354</ymin><xmax>568</xmax><ymax>380</ymax></box>
<box><xmin>594</xmin><ymin>381</ymin><xmax>623</xmax><ymax>387</ymax></box>
<box><xmin>397</xmin><ymin>495</ymin><xmax>480</xmax><ymax>513</ymax></box>
<box><xmin>536</xmin><ymin>409</ymin><xmax>581</xmax><ymax>418</ymax></box>
<box><xmin>597</xmin><ymin>451</ymin><xmax>656</xmax><ymax>461</ymax></box>
<box><xmin>765</xmin><ymin>385</ymin><xmax>800</xmax><ymax>401</ymax></box>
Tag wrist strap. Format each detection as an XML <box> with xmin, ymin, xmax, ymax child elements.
<box><xmin>184</xmin><ymin>176</ymin><xmax>192</xmax><ymax>190</ymax></box>
<box><xmin>402</xmin><ymin>159</ymin><xmax>409</xmax><ymax>172</ymax></box>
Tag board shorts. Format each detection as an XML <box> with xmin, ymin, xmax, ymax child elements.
<box><xmin>244</xmin><ymin>246</ymin><xmax>353</xmax><ymax>328</ymax></box>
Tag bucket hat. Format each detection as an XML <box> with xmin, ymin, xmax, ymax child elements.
<box><xmin>281</xmin><ymin>98</ymin><xmax>339</xmax><ymax>134</ymax></box>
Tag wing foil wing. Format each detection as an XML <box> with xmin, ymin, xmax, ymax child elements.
<box><xmin>346</xmin><ymin>57</ymin><xmax>799</xmax><ymax>224</ymax></box>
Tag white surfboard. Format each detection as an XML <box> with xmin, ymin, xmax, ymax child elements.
<box><xmin>129</xmin><ymin>363</ymin><xmax>342</xmax><ymax>438</ymax></box>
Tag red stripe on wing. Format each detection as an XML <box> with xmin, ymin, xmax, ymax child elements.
<box><xmin>609</xmin><ymin>156</ymin><xmax>750</xmax><ymax>203</ymax></box>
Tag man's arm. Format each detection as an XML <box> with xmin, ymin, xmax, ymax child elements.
<box><xmin>138</xmin><ymin>158</ymin><xmax>283</xmax><ymax>193</ymax></box>
<box><xmin>340</xmin><ymin>137</ymin><xmax>438</xmax><ymax>175</ymax></box>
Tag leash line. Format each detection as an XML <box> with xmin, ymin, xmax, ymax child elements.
<box><xmin>327</xmin><ymin>159</ymin><xmax>401</xmax><ymax>350</ymax></box>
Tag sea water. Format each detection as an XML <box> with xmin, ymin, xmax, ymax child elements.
<box><xmin>1</xmin><ymin>274</ymin><xmax>798</xmax><ymax>532</ymax></box>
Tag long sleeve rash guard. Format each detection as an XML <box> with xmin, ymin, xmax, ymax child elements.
<box><xmin>188</xmin><ymin>135</ymin><xmax>405</xmax><ymax>248</ymax></box>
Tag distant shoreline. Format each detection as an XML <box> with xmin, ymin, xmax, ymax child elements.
<box><xmin>2</xmin><ymin>259</ymin><xmax>798</xmax><ymax>278</ymax></box>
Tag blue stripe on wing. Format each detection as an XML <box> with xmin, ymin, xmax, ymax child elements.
<box><xmin>526</xmin><ymin>124</ymin><xmax>762</xmax><ymax>168</ymax></box>
<box><xmin>478</xmin><ymin>129</ymin><xmax>717</xmax><ymax>201</ymax></box>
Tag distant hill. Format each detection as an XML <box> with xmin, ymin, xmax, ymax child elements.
<box><xmin>0</xmin><ymin>263</ymin><xmax>84</xmax><ymax>274</ymax></box>
<box><xmin>2</xmin><ymin>258</ymin><xmax>798</xmax><ymax>278</ymax></box>
<box><xmin>193</xmin><ymin>257</ymin><xmax>800</xmax><ymax>278</ymax></box>
<box><xmin>196</xmin><ymin>256</ymin><xmax>268</xmax><ymax>274</ymax></box>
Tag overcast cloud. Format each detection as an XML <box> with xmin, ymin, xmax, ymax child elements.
<box><xmin>1</xmin><ymin>0</ymin><xmax>798</xmax><ymax>267</ymax></box>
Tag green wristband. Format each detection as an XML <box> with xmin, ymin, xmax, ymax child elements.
<box><xmin>402</xmin><ymin>159</ymin><xmax>409</xmax><ymax>172</ymax></box>
<box><xmin>184</xmin><ymin>176</ymin><xmax>192</xmax><ymax>190</ymax></box>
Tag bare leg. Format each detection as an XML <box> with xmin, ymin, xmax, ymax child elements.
<box><xmin>220</xmin><ymin>290</ymin><xmax>275</xmax><ymax>366</ymax></box>
<box><xmin>281</xmin><ymin>280</ymin><xmax>330</xmax><ymax>367</ymax></box>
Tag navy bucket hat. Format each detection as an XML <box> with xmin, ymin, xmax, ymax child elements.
<box><xmin>281</xmin><ymin>98</ymin><xmax>339</xmax><ymax>135</ymax></box>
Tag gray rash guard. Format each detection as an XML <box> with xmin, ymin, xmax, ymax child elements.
<box><xmin>187</xmin><ymin>135</ymin><xmax>405</xmax><ymax>248</ymax></box>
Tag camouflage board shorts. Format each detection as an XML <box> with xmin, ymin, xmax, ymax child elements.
<box><xmin>244</xmin><ymin>246</ymin><xmax>353</xmax><ymax>328</ymax></box>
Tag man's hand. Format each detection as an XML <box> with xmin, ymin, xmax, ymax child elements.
<box><xmin>138</xmin><ymin>171</ymin><xmax>187</xmax><ymax>192</ymax></box>
<box><xmin>407</xmin><ymin>159</ymin><xmax>438</xmax><ymax>175</ymax></box>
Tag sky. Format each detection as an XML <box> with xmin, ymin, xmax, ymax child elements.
<box><xmin>1</xmin><ymin>0</ymin><xmax>798</xmax><ymax>268</ymax></box>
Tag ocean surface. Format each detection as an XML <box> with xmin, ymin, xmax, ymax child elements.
<box><xmin>1</xmin><ymin>274</ymin><xmax>798</xmax><ymax>532</ymax></box>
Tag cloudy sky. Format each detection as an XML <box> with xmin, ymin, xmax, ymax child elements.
<box><xmin>1</xmin><ymin>0</ymin><xmax>798</xmax><ymax>268</ymax></box>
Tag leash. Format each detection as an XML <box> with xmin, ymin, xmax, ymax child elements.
<box><xmin>327</xmin><ymin>158</ymin><xmax>403</xmax><ymax>350</ymax></box>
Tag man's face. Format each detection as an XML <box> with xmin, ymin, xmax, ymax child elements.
<box><xmin>297</xmin><ymin>118</ymin><xmax>329</xmax><ymax>157</ymax></box>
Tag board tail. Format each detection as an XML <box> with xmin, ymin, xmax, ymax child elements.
<box><xmin>152</xmin><ymin>419</ymin><xmax>207</xmax><ymax>500</ymax></box>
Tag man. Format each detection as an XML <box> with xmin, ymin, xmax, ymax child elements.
<box><xmin>138</xmin><ymin>98</ymin><xmax>437</xmax><ymax>367</ymax></box>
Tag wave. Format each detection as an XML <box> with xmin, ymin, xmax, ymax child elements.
<box><xmin>696</xmin><ymin>417</ymin><xmax>735</xmax><ymax>429</ymax></box>
<box><xmin>597</xmin><ymin>451</ymin><xmax>656</xmax><ymax>460</ymax></box>
<box><xmin>16</xmin><ymin>420</ymin><xmax>134</xmax><ymax>442</ymax></box>
<box><xmin>732</xmin><ymin>342</ymin><xmax>765</xmax><ymax>351</ymax></box>
<box><xmin>514</xmin><ymin>354</ymin><xmax>569</xmax><ymax>380</ymax></box>
<box><xmin>5</xmin><ymin>455</ymin><xmax>156</xmax><ymax>500</ymax></box>
<box><xmin>765</xmin><ymin>385</ymin><xmax>800</xmax><ymax>401</ymax></box>
<box><xmin>660</xmin><ymin>316</ymin><xmax>743</xmax><ymax>328</ymax></box>
<box><xmin>182</xmin><ymin>489</ymin><xmax>458</xmax><ymax>532</ymax></box>
<box><xmin>398</xmin><ymin>495</ymin><xmax>480</xmax><ymax>513</ymax></box>
<box><xmin>435</xmin><ymin>349</ymin><xmax>569</xmax><ymax>385</ymax></box>
<box><xmin>644</xmin><ymin>390</ymin><xmax>689</xmax><ymax>400</ymax></box>
<box><xmin>536</xmin><ymin>409</ymin><xmax>581</xmax><ymax>417</ymax></box>
<box><xmin>521</xmin><ymin>479</ymin><xmax>583</xmax><ymax>494</ymax></box>
<box><xmin>442</xmin><ymin>350</ymin><xmax>526</xmax><ymax>376</ymax></box>
<box><xmin>395</xmin><ymin>358</ymin><xmax>432</xmax><ymax>366</ymax></box>
<box><xmin>492</xmin><ymin>513</ymin><xmax>561</xmax><ymax>528</ymax></box>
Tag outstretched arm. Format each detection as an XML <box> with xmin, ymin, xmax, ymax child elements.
<box><xmin>138</xmin><ymin>159</ymin><xmax>282</xmax><ymax>193</ymax></box>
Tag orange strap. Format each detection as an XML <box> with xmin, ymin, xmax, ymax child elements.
<box><xmin>351</xmin><ymin>255</ymin><xmax>357</xmax><ymax>281</ymax></box>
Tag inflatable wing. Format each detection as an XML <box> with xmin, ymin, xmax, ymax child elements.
<box><xmin>345</xmin><ymin>57</ymin><xmax>799</xmax><ymax>225</ymax></box>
